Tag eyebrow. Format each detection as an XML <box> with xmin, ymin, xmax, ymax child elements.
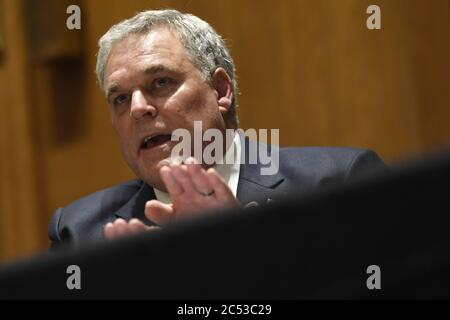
<box><xmin>144</xmin><ymin>64</ymin><xmax>172</xmax><ymax>75</ymax></box>
<box><xmin>106</xmin><ymin>85</ymin><xmax>120</xmax><ymax>101</ymax></box>
<box><xmin>105</xmin><ymin>64</ymin><xmax>173</xmax><ymax>100</ymax></box>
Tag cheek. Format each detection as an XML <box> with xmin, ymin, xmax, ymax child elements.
<box><xmin>112</xmin><ymin>119</ymin><xmax>133</xmax><ymax>152</ymax></box>
<box><xmin>165</xmin><ymin>85</ymin><xmax>219</xmax><ymax>123</ymax></box>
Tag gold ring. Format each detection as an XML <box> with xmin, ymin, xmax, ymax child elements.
<box><xmin>200</xmin><ymin>190</ymin><xmax>215</xmax><ymax>197</ymax></box>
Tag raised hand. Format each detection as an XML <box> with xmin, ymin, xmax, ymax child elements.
<box><xmin>145</xmin><ymin>157</ymin><xmax>238</xmax><ymax>225</ymax></box>
<box><xmin>104</xmin><ymin>157</ymin><xmax>239</xmax><ymax>240</ymax></box>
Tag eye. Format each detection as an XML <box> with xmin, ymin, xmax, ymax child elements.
<box><xmin>154</xmin><ymin>77</ymin><xmax>171</xmax><ymax>88</ymax></box>
<box><xmin>113</xmin><ymin>94</ymin><xmax>129</xmax><ymax>106</ymax></box>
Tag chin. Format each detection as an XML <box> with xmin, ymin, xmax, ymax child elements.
<box><xmin>139</xmin><ymin>170</ymin><xmax>162</xmax><ymax>189</ymax></box>
<box><xmin>134</xmin><ymin>159</ymin><xmax>168</xmax><ymax>188</ymax></box>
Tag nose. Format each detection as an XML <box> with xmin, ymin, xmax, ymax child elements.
<box><xmin>129</xmin><ymin>90</ymin><xmax>157</xmax><ymax>120</ymax></box>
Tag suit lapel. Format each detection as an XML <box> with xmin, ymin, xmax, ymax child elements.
<box><xmin>114</xmin><ymin>182</ymin><xmax>157</xmax><ymax>225</ymax></box>
<box><xmin>237</xmin><ymin>136</ymin><xmax>285</xmax><ymax>207</ymax></box>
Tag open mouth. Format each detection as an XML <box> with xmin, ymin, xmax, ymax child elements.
<box><xmin>141</xmin><ymin>134</ymin><xmax>172</xmax><ymax>150</ymax></box>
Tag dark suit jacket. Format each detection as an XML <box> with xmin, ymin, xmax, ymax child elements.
<box><xmin>48</xmin><ymin>139</ymin><xmax>387</xmax><ymax>248</ymax></box>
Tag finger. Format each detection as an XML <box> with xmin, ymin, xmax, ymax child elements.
<box><xmin>145</xmin><ymin>200</ymin><xmax>174</xmax><ymax>226</ymax></box>
<box><xmin>170</xmin><ymin>164</ymin><xmax>196</xmax><ymax>194</ymax></box>
<box><xmin>206</xmin><ymin>168</ymin><xmax>236</xmax><ymax>203</ymax></box>
<box><xmin>129</xmin><ymin>219</ymin><xmax>162</xmax><ymax>233</ymax></box>
<box><xmin>113</xmin><ymin>218</ymin><xmax>131</xmax><ymax>237</ymax></box>
<box><xmin>185</xmin><ymin>158</ymin><xmax>213</xmax><ymax>195</ymax></box>
<box><xmin>184</xmin><ymin>156</ymin><xmax>201</xmax><ymax>165</ymax></box>
<box><xmin>128</xmin><ymin>218</ymin><xmax>150</xmax><ymax>234</ymax></box>
<box><xmin>168</xmin><ymin>155</ymin><xmax>184</xmax><ymax>165</ymax></box>
<box><xmin>160</xmin><ymin>166</ymin><xmax>184</xmax><ymax>196</ymax></box>
<box><xmin>104</xmin><ymin>222</ymin><xmax>115</xmax><ymax>240</ymax></box>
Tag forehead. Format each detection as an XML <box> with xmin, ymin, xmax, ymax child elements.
<box><xmin>104</xmin><ymin>27</ymin><xmax>194</xmax><ymax>88</ymax></box>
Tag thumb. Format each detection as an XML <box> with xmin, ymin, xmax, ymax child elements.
<box><xmin>145</xmin><ymin>200</ymin><xmax>174</xmax><ymax>226</ymax></box>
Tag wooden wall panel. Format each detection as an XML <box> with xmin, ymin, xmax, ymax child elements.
<box><xmin>82</xmin><ymin>0</ymin><xmax>450</xmax><ymax>158</ymax></box>
<box><xmin>0</xmin><ymin>0</ymin><xmax>449</xmax><ymax>261</ymax></box>
<box><xmin>0</xmin><ymin>0</ymin><xmax>42</xmax><ymax>261</ymax></box>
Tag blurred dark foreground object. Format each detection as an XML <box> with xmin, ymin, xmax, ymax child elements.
<box><xmin>1</xmin><ymin>150</ymin><xmax>450</xmax><ymax>299</ymax></box>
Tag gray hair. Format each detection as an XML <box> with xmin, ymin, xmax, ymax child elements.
<box><xmin>96</xmin><ymin>9</ymin><xmax>238</xmax><ymax>123</ymax></box>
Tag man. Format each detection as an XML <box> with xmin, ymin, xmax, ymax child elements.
<box><xmin>48</xmin><ymin>9</ymin><xmax>386</xmax><ymax>248</ymax></box>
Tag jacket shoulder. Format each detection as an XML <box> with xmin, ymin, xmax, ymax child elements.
<box><xmin>48</xmin><ymin>179</ymin><xmax>143</xmax><ymax>247</ymax></box>
<box><xmin>278</xmin><ymin>146</ymin><xmax>387</xmax><ymax>186</ymax></box>
<box><xmin>61</xmin><ymin>179</ymin><xmax>142</xmax><ymax>215</ymax></box>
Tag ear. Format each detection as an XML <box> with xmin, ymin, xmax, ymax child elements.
<box><xmin>212</xmin><ymin>68</ymin><xmax>233</xmax><ymax>115</ymax></box>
